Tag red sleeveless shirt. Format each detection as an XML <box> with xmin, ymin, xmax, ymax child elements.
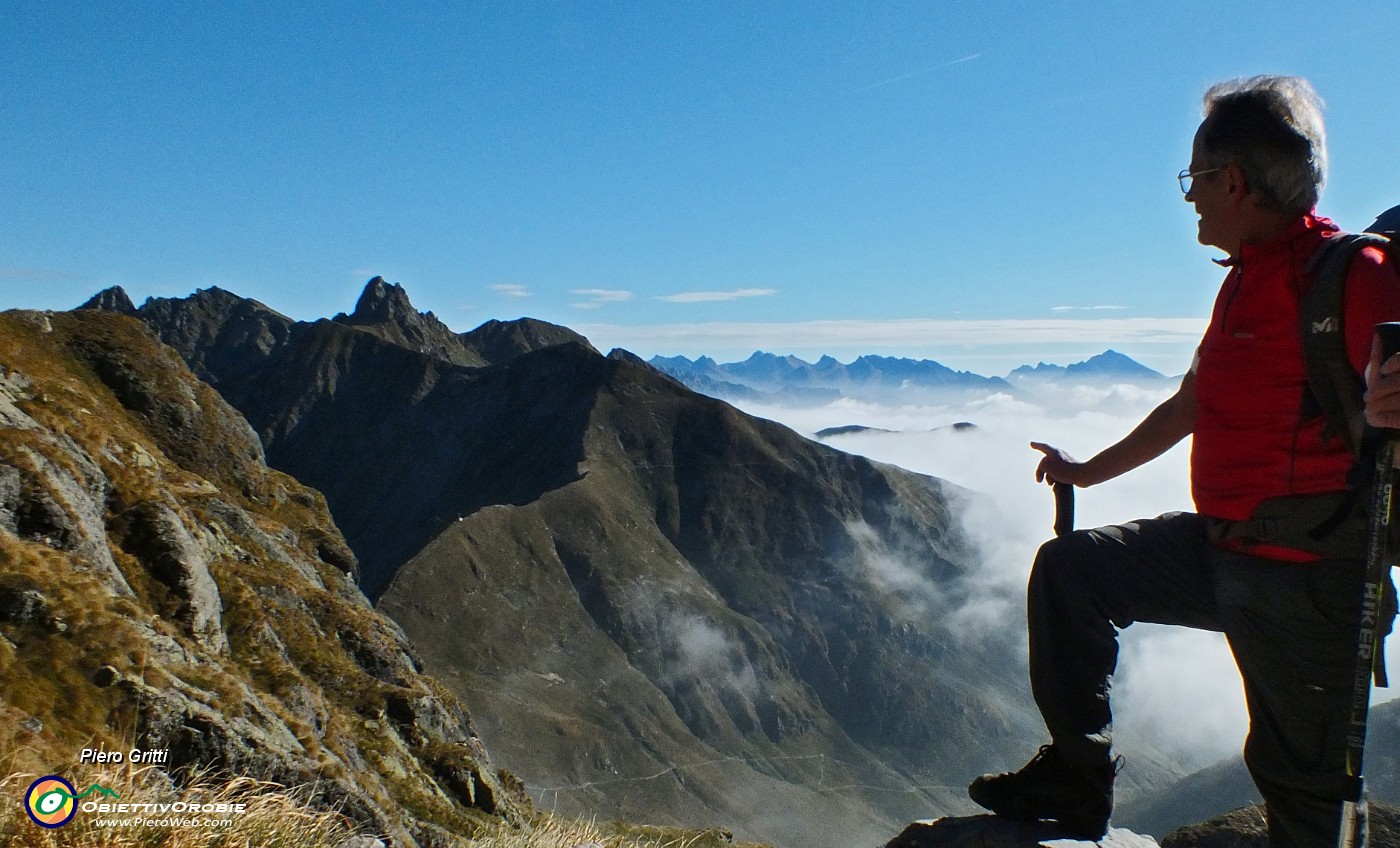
<box><xmin>1192</xmin><ymin>214</ymin><xmax>1400</xmax><ymax>525</ymax></box>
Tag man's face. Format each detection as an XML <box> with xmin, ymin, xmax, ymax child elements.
<box><xmin>1184</xmin><ymin>124</ymin><xmax>1233</xmax><ymax>253</ymax></box>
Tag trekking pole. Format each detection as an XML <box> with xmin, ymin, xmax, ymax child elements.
<box><xmin>1052</xmin><ymin>481</ymin><xmax>1074</xmax><ymax>538</ymax></box>
<box><xmin>1338</xmin><ymin>321</ymin><xmax>1400</xmax><ymax>848</ymax></box>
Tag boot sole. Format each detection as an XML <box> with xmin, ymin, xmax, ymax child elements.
<box><xmin>1054</xmin><ymin>814</ymin><xmax>1109</xmax><ymax>841</ymax></box>
<box><xmin>968</xmin><ymin>782</ymin><xmax>1108</xmax><ymax>839</ymax></box>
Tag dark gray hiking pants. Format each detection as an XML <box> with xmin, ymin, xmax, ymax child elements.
<box><xmin>1030</xmin><ymin>510</ymin><xmax>1364</xmax><ymax>848</ymax></box>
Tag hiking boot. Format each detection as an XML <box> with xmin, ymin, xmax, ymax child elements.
<box><xmin>967</xmin><ymin>745</ymin><xmax>1119</xmax><ymax>839</ymax></box>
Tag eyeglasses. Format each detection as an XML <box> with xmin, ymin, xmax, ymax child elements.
<box><xmin>1178</xmin><ymin>167</ymin><xmax>1224</xmax><ymax>195</ymax></box>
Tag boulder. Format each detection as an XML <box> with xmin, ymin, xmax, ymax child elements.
<box><xmin>1161</xmin><ymin>802</ymin><xmax>1400</xmax><ymax>848</ymax></box>
<box><xmin>886</xmin><ymin>816</ymin><xmax>1159</xmax><ymax>848</ymax></box>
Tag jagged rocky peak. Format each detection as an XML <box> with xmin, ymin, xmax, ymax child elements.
<box><xmin>346</xmin><ymin>276</ymin><xmax>420</xmax><ymax>325</ymax></box>
<box><xmin>333</xmin><ymin>277</ymin><xmax>486</xmax><ymax>367</ymax></box>
<box><xmin>78</xmin><ymin>285</ymin><xmax>138</xmax><ymax>316</ymax></box>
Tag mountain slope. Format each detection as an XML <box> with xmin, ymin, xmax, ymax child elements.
<box><xmin>0</xmin><ymin>309</ymin><xmax>522</xmax><ymax>847</ymax></box>
<box><xmin>360</xmin><ymin>344</ymin><xmax>1050</xmax><ymax>846</ymax></box>
<box><xmin>222</xmin><ymin>326</ymin><xmax>596</xmax><ymax>599</ymax></box>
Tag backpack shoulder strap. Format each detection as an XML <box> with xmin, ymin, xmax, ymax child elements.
<box><xmin>1299</xmin><ymin>232</ymin><xmax>1395</xmax><ymax>456</ymax></box>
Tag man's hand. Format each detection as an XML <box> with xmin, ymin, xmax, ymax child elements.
<box><xmin>1030</xmin><ymin>442</ymin><xmax>1094</xmax><ymax>487</ymax></box>
<box><xmin>1365</xmin><ymin>335</ymin><xmax>1400</xmax><ymax>430</ymax></box>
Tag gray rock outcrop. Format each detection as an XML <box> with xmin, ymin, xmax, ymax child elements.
<box><xmin>115</xmin><ymin>500</ymin><xmax>227</xmax><ymax>652</ymax></box>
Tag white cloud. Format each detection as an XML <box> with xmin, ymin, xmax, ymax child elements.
<box><xmin>571</xmin><ymin>288</ymin><xmax>633</xmax><ymax>301</ymax></box>
<box><xmin>657</xmin><ymin>288</ymin><xmax>779</xmax><ymax>304</ymax></box>
<box><xmin>846</xmin><ymin>518</ymin><xmax>951</xmax><ymax>621</ymax></box>
<box><xmin>664</xmin><ymin>615</ymin><xmax>758</xmax><ymax>696</ymax></box>
<box><xmin>570</xmin><ymin>288</ymin><xmax>633</xmax><ymax>310</ymax></box>
<box><xmin>492</xmin><ymin>283</ymin><xmax>531</xmax><ymax>299</ymax></box>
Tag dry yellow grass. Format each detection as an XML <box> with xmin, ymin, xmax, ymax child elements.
<box><xmin>465</xmin><ymin>817</ymin><xmax>741</xmax><ymax>848</ymax></box>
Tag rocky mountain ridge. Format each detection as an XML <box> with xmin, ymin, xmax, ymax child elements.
<box><xmin>0</xmin><ymin>309</ymin><xmax>524</xmax><ymax>847</ymax></box>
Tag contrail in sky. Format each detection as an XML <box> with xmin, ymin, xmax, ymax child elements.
<box><xmin>859</xmin><ymin>53</ymin><xmax>982</xmax><ymax>91</ymax></box>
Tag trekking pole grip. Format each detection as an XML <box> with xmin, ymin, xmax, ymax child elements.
<box><xmin>1052</xmin><ymin>481</ymin><xmax>1074</xmax><ymax>538</ymax></box>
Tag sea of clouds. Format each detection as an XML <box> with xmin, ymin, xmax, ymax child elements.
<box><xmin>727</xmin><ymin>377</ymin><xmax>1394</xmax><ymax>773</ymax></box>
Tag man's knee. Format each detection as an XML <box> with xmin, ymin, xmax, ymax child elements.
<box><xmin>1030</xmin><ymin>531</ymin><xmax>1093</xmax><ymax>591</ymax></box>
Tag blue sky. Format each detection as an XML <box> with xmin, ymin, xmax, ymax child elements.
<box><xmin>3</xmin><ymin>2</ymin><xmax>1397</xmax><ymax>374</ymax></box>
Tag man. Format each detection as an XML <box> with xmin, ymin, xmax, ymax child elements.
<box><xmin>967</xmin><ymin>76</ymin><xmax>1400</xmax><ymax>846</ymax></box>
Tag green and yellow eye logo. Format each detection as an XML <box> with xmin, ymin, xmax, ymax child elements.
<box><xmin>24</xmin><ymin>776</ymin><xmax>119</xmax><ymax>828</ymax></box>
<box><xmin>25</xmin><ymin>776</ymin><xmax>76</xmax><ymax>828</ymax></box>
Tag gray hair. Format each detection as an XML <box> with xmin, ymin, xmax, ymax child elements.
<box><xmin>1200</xmin><ymin>75</ymin><xmax>1327</xmax><ymax>215</ymax></box>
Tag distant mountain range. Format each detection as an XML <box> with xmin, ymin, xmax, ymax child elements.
<box><xmin>650</xmin><ymin>349</ymin><xmax>1168</xmax><ymax>406</ymax></box>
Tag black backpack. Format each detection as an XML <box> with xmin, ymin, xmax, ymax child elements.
<box><xmin>1299</xmin><ymin>206</ymin><xmax>1400</xmax><ymax>457</ymax></box>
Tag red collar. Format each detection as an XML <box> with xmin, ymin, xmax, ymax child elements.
<box><xmin>1212</xmin><ymin>212</ymin><xmax>1337</xmax><ymax>267</ymax></box>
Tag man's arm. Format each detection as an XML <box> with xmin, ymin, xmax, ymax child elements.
<box><xmin>1033</xmin><ymin>370</ymin><xmax>1197</xmax><ymax>488</ymax></box>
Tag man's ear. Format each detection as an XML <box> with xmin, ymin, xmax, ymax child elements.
<box><xmin>1224</xmin><ymin>162</ymin><xmax>1249</xmax><ymax>199</ymax></box>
